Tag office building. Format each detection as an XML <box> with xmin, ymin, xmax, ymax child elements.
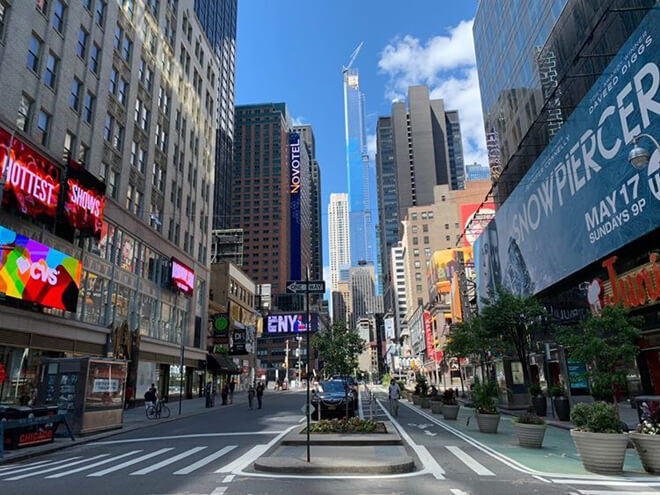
<box><xmin>349</xmin><ymin>261</ymin><xmax>376</xmax><ymax>329</ymax></box>
<box><xmin>231</xmin><ymin>103</ymin><xmax>312</xmax><ymax>294</ymax></box>
<box><xmin>194</xmin><ymin>0</ymin><xmax>237</xmax><ymax>229</ymax></box>
<box><xmin>465</xmin><ymin>162</ymin><xmax>490</xmax><ymax>182</ymax></box>
<box><xmin>0</xmin><ymin>0</ymin><xmax>218</xmax><ymax>403</ymax></box>
<box><xmin>328</xmin><ymin>193</ymin><xmax>351</xmax><ymax>292</ymax></box>
<box><xmin>390</xmin><ymin>245</ymin><xmax>408</xmax><ymax>345</ymax></box>
<box><xmin>210</xmin><ymin>228</ymin><xmax>244</xmax><ymax>265</ymax></box>
<box><xmin>332</xmin><ymin>280</ymin><xmax>351</xmax><ymax>326</ymax></box>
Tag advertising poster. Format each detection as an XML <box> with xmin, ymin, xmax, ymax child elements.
<box><xmin>423</xmin><ymin>311</ymin><xmax>434</xmax><ymax>359</ymax></box>
<box><xmin>171</xmin><ymin>257</ymin><xmax>194</xmax><ymax>296</ymax></box>
<box><xmin>62</xmin><ymin>160</ymin><xmax>106</xmax><ymax>239</ymax></box>
<box><xmin>289</xmin><ymin>132</ymin><xmax>302</xmax><ymax>280</ymax></box>
<box><xmin>265</xmin><ymin>313</ymin><xmax>319</xmax><ymax>334</ymax></box>
<box><xmin>568</xmin><ymin>360</ymin><xmax>589</xmax><ymax>390</ymax></box>
<box><xmin>460</xmin><ymin>202</ymin><xmax>496</xmax><ymax>246</ymax></box>
<box><xmin>0</xmin><ymin>127</ymin><xmax>61</xmax><ymax>223</ymax></box>
<box><xmin>475</xmin><ymin>8</ymin><xmax>660</xmax><ymax>305</ymax></box>
<box><xmin>0</xmin><ymin>225</ymin><xmax>82</xmax><ymax>312</ymax></box>
<box><xmin>427</xmin><ymin>246</ymin><xmax>473</xmax><ymax>300</ymax></box>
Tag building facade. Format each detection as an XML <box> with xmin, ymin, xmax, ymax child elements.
<box><xmin>349</xmin><ymin>261</ymin><xmax>376</xmax><ymax>330</ymax></box>
<box><xmin>331</xmin><ymin>280</ymin><xmax>351</xmax><ymax>325</ymax></box>
<box><xmin>390</xmin><ymin>244</ymin><xmax>408</xmax><ymax>344</ymax></box>
<box><xmin>328</xmin><ymin>193</ymin><xmax>350</xmax><ymax>292</ymax></box>
<box><xmin>465</xmin><ymin>162</ymin><xmax>490</xmax><ymax>182</ymax></box>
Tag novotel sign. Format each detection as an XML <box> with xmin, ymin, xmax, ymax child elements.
<box><xmin>265</xmin><ymin>313</ymin><xmax>319</xmax><ymax>334</ymax></box>
<box><xmin>289</xmin><ymin>133</ymin><xmax>301</xmax><ymax>194</ymax></box>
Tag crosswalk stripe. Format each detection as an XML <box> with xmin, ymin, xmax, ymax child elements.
<box><xmin>446</xmin><ymin>446</ymin><xmax>495</xmax><ymax>476</ymax></box>
<box><xmin>45</xmin><ymin>450</ymin><xmax>143</xmax><ymax>478</ymax></box>
<box><xmin>0</xmin><ymin>457</ymin><xmax>82</xmax><ymax>477</ymax></box>
<box><xmin>4</xmin><ymin>455</ymin><xmax>110</xmax><ymax>481</ymax></box>
<box><xmin>130</xmin><ymin>447</ymin><xmax>208</xmax><ymax>475</ymax></box>
<box><xmin>577</xmin><ymin>491</ymin><xmax>660</xmax><ymax>495</ymax></box>
<box><xmin>0</xmin><ymin>459</ymin><xmax>51</xmax><ymax>472</ymax></box>
<box><xmin>173</xmin><ymin>446</ymin><xmax>238</xmax><ymax>475</ymax></box>
<box><xmin>87</xmin><ymin>448</ymin><xmax>173</xmax><ymax>477</ymax></box>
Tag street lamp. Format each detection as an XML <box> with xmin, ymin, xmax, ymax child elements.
<box><xmin>628</xmin><ymin>133</ymin><xmax>660</xmax><ymax>170</ymax></box>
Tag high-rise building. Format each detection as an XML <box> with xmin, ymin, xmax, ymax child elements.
<box><xmin>0</xmin><ymin>0</ymin><xmax>218</xmax><ymax>404</ymax></box>
<box><xmin>390</xmin><ymin>245</ymin><xmax>408</xmax><ymax>343</ymax></box>
<box><xmin>194</xmin><ymin>0</ymin><xmax>237</xmax><ymax>230</ymax></box>
<box><xmin>465</xmin><ymin>162</ymin><xmax>491</xmax><ymax>182</ymax></box>
<box><xmin>328</xmin><ymin>193</ymin><xmax>351</xmax><ymax>292</ymax></box>
<box><xmin>332</xmin><ymin>280</ymin><xmax>351</xmax><ymax>325</ymax></box>
<box><xmin>232</xmin><ymin>103</ymin><xmax>312</xmax><ymax>294</ymax></box>
<box><xmin>343</xmin><ymin>68</ymin><xmax>375</xmax><ymax>268</ymax></box>
<box><xmin>349</xmin><ymin>261</ymin><xmax>376</xmax><ymax>329</ymax></box>
<box><xmin>210</xmin><ymin>228</ymin><xmax>244</xmax><ymax>265</ymax></box>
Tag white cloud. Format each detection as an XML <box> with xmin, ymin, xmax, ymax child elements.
<box><xmin>292</xmin><ymin>115</ymin><xmax>307</xmax><ymax>127</ymax></box>
<box><xmin>367</xmin><ymin>133</ymin><xmax>377</xmax><ymax>160</ymax></box>
<box><xmin>378</xmin><ymin>19</ymin><xmax>487</xmax><ymax>168</ymax></box>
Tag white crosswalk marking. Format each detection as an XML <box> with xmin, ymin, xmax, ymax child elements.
<box><xmin>446</xmin><ymin>446</ymin><xmax>495</xmax><ymax>476</ymax></box>
<box><xmin>0</xmin><ymin>459</ymin><xmax>52</xmax><ymax>472</ymax></box>
<box><xmin>4</xmin><ymin>455</ymin><xmax>110</xmax><ymax>481</ymax></box>
<box><xmin>130</xmin><ymin>446</ymin><xmax>208</xmax><ymax>475</ymax></box>
<box><xmin>0</xmin><ymin>457</ymin><xmax>82</xmax><ymax>477</ymax></box>
<box><xmin>173</xmin><ymin>445</ymin><xmax>238</xmax><ymax>475</ymax></box>
<box><xmin>45</xmin><ymin>450</ymin><xmax>143</xmax><ymax>478</ymax></box>
<box><xmin>577</xmin><ymin>491</ymin><xmax>660</xmax><ymax>495</ymax></box>
<box><xmin>88</xmin><ymin>448</ymin><xmax>173</xmax><ymax>477</ymax></box>
<box><xmin>450</xmin><ymin>490</ymin><xmax>470</xmax><ymax>495</ymax></box>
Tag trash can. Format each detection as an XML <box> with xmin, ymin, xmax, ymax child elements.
<box><xmin>1</xmin><ymin>407</ymin><xmax>57</xmax><ymax>450</ymax></box>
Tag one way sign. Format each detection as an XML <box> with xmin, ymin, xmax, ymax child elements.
<box><xmin>286</xmin><ymin>280</ymin><xmax>326</xmax><ymax>294</ymax></box>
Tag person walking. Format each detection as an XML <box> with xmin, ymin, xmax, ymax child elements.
<box><xmin>248</xmin><ymin>383</ymin><xmax>256</xmax><ymax>410</ymax></box>
<box><xmin>256</xmin><ymin>381</ymin><xmax>265</xmax><ymax>409</ymax></box>
<box><xmin>389</xmin><ymin>380</ymin><xmax>401</xmax><ymax>417</ymax></box>
<box><xmin>221</xmin><ymin>383</ymin><xmax>229</xmax><ymax>405</ymax></box>
<box><xmin>229</xmin><ymin>379</ymin><xmax>235</xmax><ymax>404</ymax></box>
<box><xmin>205</xmin><ymin>382</ymin><xmax>213</xmax><ymax>408</ymax></box>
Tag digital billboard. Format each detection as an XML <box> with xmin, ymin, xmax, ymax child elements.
<box><xmin>475</xmin><ymin>8</ymin><xmax>660</xmax><ymax>305</ymax></box>
<box><xmin>265</xmin><ymin>313</ymin><xmax>319</xmax><ymax>334</ymax></box>
<box><xmin>171</xmin><ymin>258</ymin><xmax>194</xmax><ymax>296</ymax></box>
<box><xmin>423</xmin><ymin>311</ymin><xmax>434</xmax><ymax>359</ymax></box>
<box><xmin>460</xmin><ymin>203</ymin><xmax>495</xmax><ymax>246</ymax></box>
<box><xmin>289</xmin><ymin>132</ymin><xmax>302</xmax><ymax>280</ymax></box>
<box><xmin>0</xmin><ymin>127</ymin><xmax>61</xmax><ymax>223</ymax></box>
<box><xmin>427</xmin><ymin>246</ymin><xmax>473</xmax><ymax>300</ymax></box>
<box><xmin>0</xmin><ymin>225</ymin><xmax>82</xmax><ymax>312</ymax></box>
<box><xmin>62</xmin><ymin>160</ymin><xmax>106</xmax><ymax>239</ymax></box>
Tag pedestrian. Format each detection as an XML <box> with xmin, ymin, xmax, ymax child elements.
<box><xmin>221</xmin><ymin>383</ymin><xmax>229</xmax><ymax>405</ymax></box>
<box><xmin>248</xmin><ymin>383</ymin><xmax>256</xmax><ymax>410</ymax></box>
<box><xmin>144</xmin><ymin>384</ymin><xmax>157</xmax><ymax>409</ymax></box>
<box><xmin>125</xmin><ymin>385</ymin><xmax>133</xmax><ymax>409</ymax></box>
<box><xmin>389</xmin><ymin>380</ymin><xmax>401</xmax><ymax>417</ymax></box>
<box><xmin>205</xmin><ymin>382</ymin><xmax>213</xmax><ymax>408</ymax></box>
<box><xmin>256</xmin><ymin>381</ymin><xmax>265</xmax><ymax>409</ymax></box>
<box><xmin>229</xmin><ymin>379</ymin><xmax>235</xmax><ymax>404</ymax></box>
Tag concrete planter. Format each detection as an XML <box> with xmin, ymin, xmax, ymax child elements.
<box><xmin>570</xmin><ymin>429</ymin><xmax>629</xmax><ymax>475</ymax></box>
<box><xmin>630</xmin><ymin>432</ymin><xmax>660</xmax><ymax>474</ymax></box>
<box><xmin>421</xmin><ymin>397</ymin><xmax>430</xmax><ymax>409</ymax></box>
<box><xmin>476</xmin><ymin>413</ymin><xmax>500</xmax><ymax>433</ymax></box>
<box><xmin>430</xmin><ymin>400</ymin><xmax>443</xmax><ymax>414</ymax></box>
<box><xmin>513</xmin><ymin>422</ymin><xmax>546</xmax><ymax>448</ymax></box>
<box><xmin>442</xmin><ymin>404</ymin><xmax>460</xmax><ymax>420</ymax></box>
<box><xmin>412</xmin><ymin>395</ymin><xmax>421</xmax><ymax>405</ymax></box>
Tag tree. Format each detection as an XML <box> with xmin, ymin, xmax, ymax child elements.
<box><xmin>558</xmin><ymin>304</ymin><xmax>641</xmax><ymax>402</ymax></box>
<box><xmin>479</xmin><ymin>288</ymin><xmax>553</xmax><ymax>388</ymax></box>
<box><xmin>313</xmin><ymin>320</ymin><xmax>366</xmax><ymax>377</ymax></box>
<box><xmin>444</xmin><ymin>316</ymin><xmax>496</xmax><ymax>379</ymax></box>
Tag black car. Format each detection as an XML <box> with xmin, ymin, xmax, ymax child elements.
<box><xmin>332</xmin><ymin>376</ymin><xmax>359</xmax><ymax>408</ymax></box>
<box><xmin>311</xmin><ymin>380</ymin><xmax>356</xmax><ymax>418</ymax></box>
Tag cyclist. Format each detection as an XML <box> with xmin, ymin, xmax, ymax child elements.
<box><xmin>144</xmin><ymin>383</ymin><xmax>157</xmax><ymax>409</ymax></box>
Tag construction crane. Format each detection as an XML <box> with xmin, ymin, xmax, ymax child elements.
<box><xmin>342</xmin><ymin>41</ymin><xmax>364</xmax><ymax>74</ymax></box>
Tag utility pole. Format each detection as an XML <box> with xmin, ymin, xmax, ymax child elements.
<box><xmin>306</xmin><ymin>266</ymin><xmax>311</xmax><ymax>463</ymax></box>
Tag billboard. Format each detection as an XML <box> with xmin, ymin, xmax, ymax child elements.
<box><xmin>427</xmin><ymin>246</ymin><xmax>473</xmax><ymax>300</ymax></box>
<box><xmin>423</xmin><ymin>311</ymin><xmax>433</xmax><ymax>359</ymax></box>
<box><xmin>475</xmin><ymin>8</ymin><xmax>660</xmax><ymax>305</ymax></box>
<box><xmin>62</xmin><ymin>160</ymin><xmax>106</xmax><ymax>239</ymax></box>
<box><xmin>289</xmin><ymin>132</ymin><xmax>302</xmax><ymax>280</ymax></box>
<box><xmin>171</xmin><ymin>258</ymin><xmax>194</xmax><ymax>296</ymax></box>
<box><xmin>460</xmin><ymin>203</ymin><xmax>495</xmax><ymax>246</ymax></box>
<box><xmin>0</xmin><ymin>127</ymin><xmax>61</xmax><ymax>223</ymax></box>
<box><xmin>0</xmin><ymin>225</ymin><xmax>82</xmax><ymax>312</ymax></box>
<box><xmin>265</xmin><ymin>313</ymin><xmax>319</xmax><ymax>334</ymax></box>
<box><xmin>384</xmin><ymin>316</ymin><xmax>395</xmax><ymax>340</ymax></box>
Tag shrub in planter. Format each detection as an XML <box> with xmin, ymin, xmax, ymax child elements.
<box><xmin>473</xmin><ymin>379</ymin><xmax>500</xmax><ymax>433</ymax></box>
<box><xmin>549</xmin><ymin>383</ymin><xmax>570</xmax><ymax>421</ymax></box>
<box><xmin>441</xmin><ymin>388</ymin><xmax>460</xmax><ymax>420</ymax></box>
<box><xmin>630</xmin><ymin>401</ymin><xmax>660</xmax><ymax>474</ymax></box>
<box><xmin>513</xmin><ymin>411</ymin><xmax>547</xmax><ymax>448</ymax></box>
<box><xmin>529</xmin><ymin>384</ymin><xmax>547</xmax><ymax>417</ymax></box>
<box><xmin>570</xmin><ymin>402</ymin><xmax>628</xmax><ymax>475</ymax></box>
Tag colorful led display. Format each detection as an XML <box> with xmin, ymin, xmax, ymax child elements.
<box><xmin>171</xmin><ymin>258</ymin><xmax>194</xmax><ymax>296</ymax></box>
<box><xmin>62</xmin><ymin>160</ymin><xmax>106</xmax><ymax>239</ymax></box>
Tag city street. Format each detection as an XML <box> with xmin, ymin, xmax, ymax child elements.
<box><xmin>1</xmin><ymin>390</ymin><xmax>657</xmax><ymax>495</ymax></box>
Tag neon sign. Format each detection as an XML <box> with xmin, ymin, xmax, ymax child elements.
<box><xmin>171</xmin><ymin>258</ymin><xmax>194</xmax><ymax>296</ymax></box>
<box><xmin>62</xmin><ymin>160</ymin><xmax>106</xmax><ymax>239</ymax></box>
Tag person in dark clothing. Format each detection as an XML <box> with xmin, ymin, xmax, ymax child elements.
<box><xmin>144</xmin><ymin>384</ymin><xmax>157</xmax><ymax>409</ymax></box>
<box><xmin>229</xmin><ymin>379</ymin><xmax>235</xmax><ymax>404</ymax></box>
<box><xmin>248</xmin><ymin>383</ymin><xmax>256</xmax><ymax>409</ymax></box>
<box><xmin>221</xmin><ymin>383</ymin><xmax>229</xmax><ymax>405</ymax></box>
<box><xmin>256</xmin><ymin>381</ymin><xmax>265</xmax><ymax>409</ymax></box>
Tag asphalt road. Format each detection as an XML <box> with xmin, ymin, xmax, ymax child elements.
<box><xmin>1</xmin><ymin>388</ymin><xmax>658</xmax><ymax>495</ymax></box>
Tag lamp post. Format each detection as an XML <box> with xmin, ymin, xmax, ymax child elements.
<box><xmin>628</xmin><ymin>133</ymin><xmax>660</xmax><ymax>169</ymax></box>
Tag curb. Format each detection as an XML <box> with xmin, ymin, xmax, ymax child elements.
<box><xmin>253</xmin><ymin>455</ymin><xmax>416</xmax><ymax>475</ymax></box>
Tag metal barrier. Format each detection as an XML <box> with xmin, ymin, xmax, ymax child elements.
<box><xmin>0</xmin><ymin>414</ymin><xmax>75</xmax><ymax>459</ymax></box>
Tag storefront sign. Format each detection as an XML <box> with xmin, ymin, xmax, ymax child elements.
<box><xmin>265</xmin><ymin>313</ymin><xmax>319</xmax><ymax>334</ymax></box>
<box><xmin>475</xmin><ymin>7</ymin><xmax>660</xmax><ymax>304</ymax></box>
<box><xmin>568</xmin><ymin>360</ymin><xmax>589</xmax><ymax>390</ymax></box>
<box><xmin>171</xmin><ymin>258</ymin><xmax>194</xmax><ymax>296</ymax></box>
<box><xmin>289</xmin><ymin>132</ymin><xmax>302</xmax><ymax>280</ymax></box>
<box><xmin>229</xmin><ymin>328</ymin><xmax>247</xmax><ymax>355</ymax></box>
<box><xmin>0</xmin><ymin>225</ymin><xmax>82</xmax><ymax>312</ymax></box>
<box><xmin>0</xmin><ymin>127</ymin><xmax>61</xmax><ymax>223</ymax></box>
<box><xmin>460</xmin><ymin>203</ymin><xmax>496</xmax><ymax>246</ymax></box>
<box><xmin>92</xmin><ymin>378</ymin><xmax>120</xmax><ymax>393</ymax></box>
<box><xmin>0</xmin><ymin>363</ymin><xmax>6</xmax><ymax>385</ymax></box>
<box><xmin>62</xmin><ymin>160</ymin><xmax>106</xmax><ymax>239</ymax></box>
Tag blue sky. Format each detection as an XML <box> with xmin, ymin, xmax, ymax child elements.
<box><xmin>235</xmin><ymin>0</ymin><xmax>482</xmax><ymax>283</ymax></box>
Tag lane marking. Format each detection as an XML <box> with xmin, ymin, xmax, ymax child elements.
<box><xmin>533</xmin><ymin>475</ymin><xmax>550</xmax><ymax>483</ymax></box>
<box><xmin>173</xmin><ymin>446</ymin><xmax>237</xmax><ymax>475</ymax></box>
<box><xmin>88</xmin><ymin>448</ymin><xmax>173</xmax><ymax>477</ymax></box>
<box><xmin>46</xmin><ymin>450</ymin><xmax>142</xmax><ymax>478</ymax></box>
<box><xmin>446</xmin><ymin>446</ymin><xmax>495</xmax><ymax>476</ymax></box>
<box><xmin>211</xmin><ymin>488</ymin><xmax>227</xmax><ymax>495</ymax></box>
<box><xmin>90</xmin><ymin>431</ymin><xmax>284</xmax><ymax>445</ymax></box>
<box><xmin>376</xmin><ymin>399</ymin><xmax>445</xmax><ymax>480</ymax></box>
<box><xmin>0</xmin><ymin>459</ymin><xmax>51</xmax><ymax>472</ymax></box>
<box><xmin>4</xmin><ymin>454</ymin><xmax>109</xmax><ymax>481</ymax></box>
<box><xmin>450</xmin><ymin>490</ymin><xmax>470</xmax><ymax>495</ymax></box>
<box><xmin>0</xmin><ymin>457</ymin><xmax>82</xmax><ymax>477</ymax></box>
<box><xmin>222</xmin><ymin>474</ymin><xmax>235</xmax><ymax>483</ymax></box>
<box><xmin>131</xmin><ymin>446</ymin><xmax>208</xmax><ymax>475</ymax></box>
<box><xmin>298</xmin><ymin>417</ymin><xmax>306</xmax><ymax>423</ymax></box>
<box><xmin>551</xmin><ymin>480</ymin><xmax>660</xmax><ymax>487</ymax></box>
<box><xmin>216</xmin><ymin>424</ymin><xmax>296</xmax><ymax>474</ymax></box>
<box><xmin>578</xmin><ymin>491</ymin><xmax>660</xmax><ymax>495</ymax></box>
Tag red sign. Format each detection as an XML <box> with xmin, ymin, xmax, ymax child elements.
<box><xmin>460</xmin><ymin>203</ymin><xmax>495</xmax><ymax>246</ymax></box>
<box><xmin>172</xmin><ymin>258</ymin><xmax>195</xmax><ymax>296</ymax></box>
<box><xmin>434</xmin><ymin>349</ymin><xmax>444</xmax><ymax>363</ymax></box>
<box><xmin>62</xmin><ymin>160</ymin><xmax>106</xmax><ymax>239</ymax></box>
<box><xmin>423</xmin><ymin>311</ymin><xmax>434</xmax><ymax>359</ymax></box>
<box><xmin>17</xmin><ymin>428</ymin><xmax>54</xmax><ymax>447</ymax></box>
<box><xmin>0</xmin><ymin>364</ymin><xmax>6</xmax><ymax>384</ymax></box>
<box><xmin>0</xmin><ymin>127</ymin><xmax>61</xmax><ymax>222</ymax></box>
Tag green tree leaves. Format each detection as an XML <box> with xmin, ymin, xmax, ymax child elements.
<box><xmin>313</xmin><ymin>320</ymin><xmax>366</xmax><ymax>377</ymax></box>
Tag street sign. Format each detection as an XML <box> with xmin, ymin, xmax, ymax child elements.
<box><xmin>300</xmin><ymin>403</ymin><xmax>315</xmax><ymax>416</ymax></box>
<box><xmin>286</xmin><ymin>280</ymin><xmax>325</xmax><ymax>294</ymax></box>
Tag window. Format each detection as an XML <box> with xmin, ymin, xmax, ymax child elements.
<box><xmin>415</xmin><ymin>273</ymin><xmax>422</xmax><ymax>282</ymax></box>
<box><xmin>441</xmin><ymin>195</ymin><xmax>446</xmax><ymax>202</ymax></box>
<box><xmin>411</xmin><ymin>213</ymin><xmax>418</xmax><ymax>221</ymax></box>
<box><xmin>113</xmin><ymin>25</ymin><xmax>122</xmax><ymax>50</ymax></box>
<box><xmin>413</xmin><ymin>248</ymin><xmax>419</xmax><ymax>257</ymax></box>
<box><xmin>76</xmin><ymin>27</ymin><xmax>88</xmax><ymax>57</ymax></box>
<box><xmin>454</xmin><ymin>222</ymin><xmax>459</xmax><ymax>229</ymax></box>
<box><xmin>412</xmin><ymin>237</ymin><xmax>418</xmax><ymax>245</ymax></box>
<box><xmin>78</xmin><ymin>142</ymin><xmax>89</xmax><ymax>164</ymax></box>
<box><xmin>52</xmin><ymin>0</ymin><xmax>65</xmax><ymax>33</ymax></box>
<box><xmin>126</xmin><ymin>183</ymin><xmax>133</xmax><ymax>210</ymax></box>
<box><xmin>16</xmin><ymin>94</ymin><xmax>32</xmax><ymax>131</ymax></box>
<box><xmin>423</xmin><ymin>224</ymin><xmax>428</xmax><ymax>233</ymax></box>
<box><xmin>0</xmin><ymin>2</ymin><xmax>9</xmax><ymax>40</ymax></box>
<box><xmin>83</xmin><ymin>91</ymin><xmax>94</xmax><ymax>123</ymax></box>
<box><xmin>130</xmin><ymin>140</ymin><xmax>137</xmax><ymax>165</ymax></box>
<box><xmin>414</xmin><ymin>261</ymin><xmax>421</xmax><ymax>269</ymax></box>
<box><xmin>89</xmin><ymin>44</ymin><xmax>100</xmax><ymax>73</ymax></box>
<box><xmin>423</xmin><ymin>236</ymin><xmax>429</xmax><ymax>244</ymax></box>
<box><xmin>113</xmin><ymin>123</ymin><xmax>124</xmax><ymax>151</ymax></box>
<box><xmin>122</xmin><ymin>36</ymin><xmax>132</xmax><ymax>62</ymax></box>
<box><xmin>108</xmin><ymin>169</ymin><xmax>118</xmax><ymax>198</ymax></box>
<box><xmin>425</xmin><ymin>248</ymin><xmax>431</xmax><ymax>258</ymax></box>
<box><xmin>63</xmin><ymin>131</ymin><xmax>75</xmax><ymax>160</ymax></box>
<box><xmin>428</xmin><ymin>212</ymin><xmax>434</xmax><ymax>219</ymax></box>
<box><xmin>117</xmin><ymin>77</ymin><xmax>128</xmax><ymax>105</ymax></box>
<box><xmin>411</xmin><ymin>225</ymin><xmax>418</xmax><ymax>234</ymax></box>
<box><xmin>94</xmin><ymin>0</ymin><xmax>105</xmax><ymax>26</ymax></box>
<box><xmin>44</xmin><ymin>52</ymin><xmax>58</xmax><ymax>88</ymax></box>
<box><xmin>416</xmin><ymin>285</ymin><xmax>422</xmax><ymax>294</ymax></box>
<box><xmin>36</xmin><ymin>0</ymin><xmax>48</xmax><ymax>15</ymax></box>
<box><xmin>109</xmin><ymin>67</ymin><xmax>118</xmax><ymax>94</ymax></box>
<box><xmin>27</xmin><ymin>34</ymin><xmax>42</xmax><ymax>71</ymax></box>
<box><xmin>445</xmin><ymin>235</ymin><xmax>450</xmax><ymax>241</ymax></box>
<box><xmin>103</xmin><ymin>113</ymin><xmax>113</xmax><ymax>141</ymax></box>
<box><xmin>138</xmin><ymin>148</ymin><xmax>146</xmax><ymax>173</ymax></box>
<box><xmin>37</xmin><ymin>110</ymin><xmax>50</xmax><ymax>145</ymax></box>
<box><xmin>70</xmin><ymin>77</ymin><xmax>82</xmax><ymax>111</ymax></box>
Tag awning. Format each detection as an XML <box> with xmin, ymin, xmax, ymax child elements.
<box><xmin>207</xmin><ymin>353</ymin><xmax>240</xmax><ymax>374</ymax></box>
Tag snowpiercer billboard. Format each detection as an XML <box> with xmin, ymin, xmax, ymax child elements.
<box><xmin>475</xmin><ymin>7</ymin><xmax>660</xmax><ymax>305</ymax></box>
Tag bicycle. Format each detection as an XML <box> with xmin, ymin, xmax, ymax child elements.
<box><xmin>146</xmin><ymin>398</ymin><xmax>171</xmax><ymax>419</ymax></box>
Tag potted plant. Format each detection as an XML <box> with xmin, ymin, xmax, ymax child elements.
<box><xmin>529</xmin><ymin>384</ymin><xmax>547</xmax><ymax>416</ymax></box>
<box><xmin>630</xmin><ymin>401</ymin><xmax>660</xmax><ymax>473</ymax></box>
<box><xmin>472</xmin><ymin>379</ymin><xmax>500</xmax><ymax>433</ymax></box>
<box><xmin>570</xmin><ymin>402</ymin><xmax>629</xmax><ymax>474</ymax></box>
<box><xmin>513</xmin><ymin>411</ymin><xmax>547</xmax><ymax>448</ymax></box>
<box><xmin>441</xmin><ymin>388</ymin><xmax>460</xmax><ymax>420</ymax></box>
<box><xmin>429</xmin><ymin>387</ymin><xmax>443</xmax><ymax>414</ymax></box>
<box><xmin>549</xmin><ymin>383</ymin><xmax>570</xmax><ymax>421</ymax></box>
<box><xmin>413</xmin><ymin>375</ymin><xmax>428</xmax><ymax>406</ymax></box>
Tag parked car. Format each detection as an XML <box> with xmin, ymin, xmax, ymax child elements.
<box><xmin>311</xmin><ymin>380</ymin><xmax>356</xmax><ymax>418</ymax></box>
<box><xmin>331</xmin><ymin>376</ymin><xmax>359</xmax><ymax>407</ymax></box>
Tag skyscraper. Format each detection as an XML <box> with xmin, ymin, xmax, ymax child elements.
<box><xmin>328</xmin><ymin>193</ymin><xmax>351</xmax><ymax>292</ymax></box>
<box><xmin>194</xmin><ymin>0</ymin><xmax>238</xmax><ymax>229</ymax></box>
<box><xmin>350</xmin><ymin>261</ymin><xmax>376</xmax><ymax>330</ymax></box>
